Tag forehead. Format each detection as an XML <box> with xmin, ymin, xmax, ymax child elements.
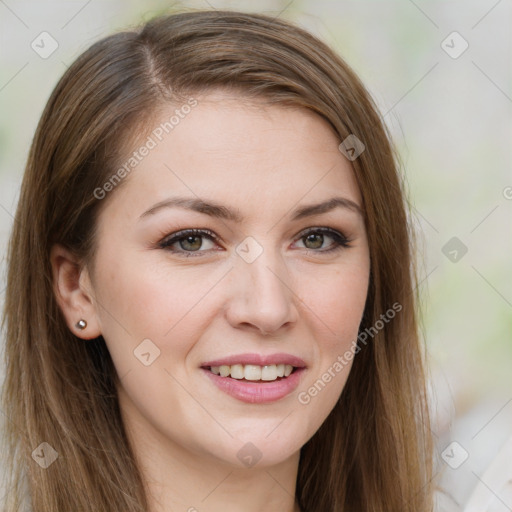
<box><xmin>101</xmin><ymin>92</ymin><xmax>362</xmax><ymax>224</ymax></box>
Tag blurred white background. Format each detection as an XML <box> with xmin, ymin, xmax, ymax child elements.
<box><xmin>1</xmin><ymin>1</ymin><xmax>511</xmax><ymax>510</ymax></box>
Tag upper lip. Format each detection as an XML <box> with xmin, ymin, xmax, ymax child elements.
<box><xmin>201</xmin><ymin>353</ymin><xmax>307</xmax><ymax>368</ymax></box>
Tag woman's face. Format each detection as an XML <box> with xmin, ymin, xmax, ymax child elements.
<box><xmin>85</xmin><ymin>92</ymin><xmax>370</xmax><ymax>468</ymax></box>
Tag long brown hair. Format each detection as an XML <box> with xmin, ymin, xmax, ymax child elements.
<box><xmin>2</xmin><ymin>10</ymin><xmax>433</xmax><ymax>511</ymax></box>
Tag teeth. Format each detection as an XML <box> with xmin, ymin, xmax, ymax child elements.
<box><xmin>244</xmin><ymin>364</ymin><xmax>261</xmax><ymax>381</ymax></box>
<box><xmin>261</xmin><ymin>365</ymin><xmax>276</xmax><ymax>381</ymax></box>
<box><xmin>231</xmin><ymin>364</ymin><xmax>244</xmax><ymax>379</ymax></box>
<box><xmin>209</xmin><ymin>364</ymin><xmax>295</xmax><ymax>381</ymax></box>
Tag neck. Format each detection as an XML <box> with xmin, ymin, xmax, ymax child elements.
<box><xmin>119</xmin><ymin>392</ymin><xmax>302</xmax><ymax>512</ymax></box>
<box><xmin>147</xmin><ymin>459</ymin><xmax>301</xmax><ymax>512</ymax></box>
<box><xmin>141</xmin><ymin>439</ymin><xmax>301</xmax><ymax>512</ymax></box>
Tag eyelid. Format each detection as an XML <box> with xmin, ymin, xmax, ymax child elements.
<box><xmin>294</xmin><ymin>226</ymin><xmax>346</xmax><ymax>240</ymax></box>
<box><xmin>292</xmin><ymin>227</ymin><xmax>350</xmax><ymax>251</ymax></box>
<box><xmin>158</xmin><ymin>228</ymin><xmax>220</xmax><ymax>249</ymax></box>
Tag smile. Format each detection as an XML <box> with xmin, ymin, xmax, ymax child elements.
<box><xmin>209</xmin><ymin>363</ymin><xmax>295</xmax><ymax>381</ymax></box>
<box><xmin>200</xmin><ymin>353</ymin><xmax>307</xmax><ymax>403</ymax></box>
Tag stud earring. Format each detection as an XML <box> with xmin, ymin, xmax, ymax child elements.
<box><xmin>75</xmin><ymin>319</ymin><xmax>87</xmax><ymax>330</ymax></box>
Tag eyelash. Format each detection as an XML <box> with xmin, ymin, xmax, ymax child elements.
<box><xmin>158</xmin><ymin>227</ymin><xmax>351</xmax><ymax>257</ymax></box>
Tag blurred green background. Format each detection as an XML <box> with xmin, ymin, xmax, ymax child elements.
<box><xmin>1</xmin><ymin>1</ymin><xmax>511</xmax><ymax>510</ymax></box>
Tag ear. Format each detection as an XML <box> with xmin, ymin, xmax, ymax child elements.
<box><xmin>50</xmin><ymin>244</ymin><xmax>102</xmax><ymax>340</ymax></box>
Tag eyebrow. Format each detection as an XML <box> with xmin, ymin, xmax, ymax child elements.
<box><xmin>139</xmin><ymin>196</ymin><xmax>363</xmax><ymax>222</ymax></box>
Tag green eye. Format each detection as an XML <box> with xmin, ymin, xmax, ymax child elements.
<box><xmin>159</xmin><ymin>227</ymin><xmax>350</xmax><ymax>258</ymax></box>
<box><xmin>294</xmin><ymin>228</ymin><xmax>350</xmax><ymax>252</ymax></box>
<box><xmin>179</xmin><ymin>235</ymin><xmax>204</xmax><ymax>251</ymax></box>
<box><xmin>159</xmin><ymin>229</ymin><xmax>218</xmax><ymax>256</ymax></box>
<box><xmin>303</xmin><ymin>233</ymin><xmax>324</xmax><ymax>249</ymax></box>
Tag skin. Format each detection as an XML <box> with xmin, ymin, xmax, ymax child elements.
<box><xmin>51</xmin><ymin>91</ymin><xmax>370</xmax><ymax>512</ymax></box>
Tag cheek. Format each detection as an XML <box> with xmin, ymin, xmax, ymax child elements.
<box><xmin>301</xmin><ymin>262</ymin><xmax>369</xmax><ymax>346</ymax></box>
<box><xmin>293</xmin><ymin>262</ymin><xmax>369</xmax><ymax>419</ymax></box>
<box><xmin>92</xmin><ymin>253</ymin><xmax>229</xmax><ymax>368</ymax></box>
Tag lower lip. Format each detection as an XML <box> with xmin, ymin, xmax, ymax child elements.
<box><xmin>201</xmin><ymin>368</ymin><xmax>305</xmax><ymax>404</ymax></box>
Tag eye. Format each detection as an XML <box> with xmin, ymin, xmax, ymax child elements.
<box><xmin>293</xmin><ymin>227</ymin><xmax>350</xmax><ymax>253</ymax></box>
<box><xmin>158</xmin><ymin>229</ymin><xmax>220</xmax><ymax>256</ymax></box>
<box><xmin>158</xmin><ymin>227</ymin><xmax>350</xmax><ymax>258</ymax></box>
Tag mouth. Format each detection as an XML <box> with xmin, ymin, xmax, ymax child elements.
<box><xmin>200</xmin><ymin>353</ymin><xmax>307</xmax><ymax>403</ymax></box>
<box><xmin>205</xmin><ymin>363</ymin><xmax>297</xmax><ymax>382</ymax></box>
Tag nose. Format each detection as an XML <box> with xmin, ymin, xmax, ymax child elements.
<box><xmin>224</xmin><ymin>248</ymin><xmax>299</xmax><ymax>336</ymax></box>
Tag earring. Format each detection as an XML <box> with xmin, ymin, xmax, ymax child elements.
<box><xmin>75</xmin><ymin>319</ymin><xmax>87</xmax><ymax>330</ymax></box>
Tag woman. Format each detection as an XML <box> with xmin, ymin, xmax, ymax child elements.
<box><xmin>2</xmin><ymin>10</ymin><xmax>433</xmax><ymax>512</ymax></box>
